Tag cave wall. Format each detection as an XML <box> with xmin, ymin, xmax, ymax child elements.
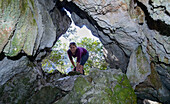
<box><xmin>0</xmin><ymin>0</ymin><xmax>71</xmax><ymax>59</ymax></box>
<box><xmin>60</xmin><ymin>0</ymin><xmax>170</xmax><ymax>103</ymax></box>
<box><xmin>0</xmin><ymin>0</ymin><xmax>71</xmax><ymax>82</ymax></box>
<box><xmin>0</xmin><ymin>0</ymin><xmax>71</xmax><ymax>103</ymax></box>
<box><xmin>0</xmin><ymin>0</ymin><xmax>169</xmax><ymax>103</ymax></box>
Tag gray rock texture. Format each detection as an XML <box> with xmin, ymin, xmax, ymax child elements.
<box><xmin>0</xmin><ymin>0</ymin><xmax>71</xmax><ymax>103</ymax></box>
<box><xmin>54</xmin><ymin>69</ymin><xmax>137</xmax><ymax>104</ymax></box>
<box><xmin>0</xmin><ymin>0</ymin><xmax>169</xmax><ymax>103</ymax></box>
<box><xmin>138</xmin><ymin>0</ymin><xmax>170</xmax><ymax>25</ymax></box>
<box><xmin>63</xmin><ymin>0</ymin><xmax>170</xmax><ymax>103</ymax></box>
<box><xmin>0</xmin><ymin>0</ymin><xmax>71</xmax><ymax>58</ymax></box>
<box><xmin>0</xmin><ymin>58</ymin><xmax>65</xmax><ymax>104</ymax></box>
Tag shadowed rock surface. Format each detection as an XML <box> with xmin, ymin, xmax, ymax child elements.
<box><xmin>55</xmin><ymin>69</ymin><xmax>136</xmax><ymax>104</ymax></box>
<box><xmin>0</xmin><ymin>0</ymin><xmax>169</xmax><ymax>104</ymax></box>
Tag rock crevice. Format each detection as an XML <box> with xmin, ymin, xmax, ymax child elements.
<box><xmin>0</xmin><ymin>0</ymin><xmax>169</xmax><ymax>104</ymax></box>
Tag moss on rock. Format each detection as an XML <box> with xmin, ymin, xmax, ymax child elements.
<box><xmin>26</xmin><ymin>86</ymin><xmax>62</xmax><ymax>104</ymax></box>
<box><xmin>0</xmin><ymin>0</ymin><xmax>38</xmax><ymax>56</ymax></box>
<box><xmin>127</xmin><ymin>45</ymin><xmax>151</xmax><ymax>89</ymax></box>
<box><xmin>55</xmin><ymin>69</ymin><xmax>137</xmax><ymax>104</ymax></box>
<box><xmin>148</xmin><ymin>62</ymin><xmax>162</xmax><ymax>90</ymax></box>
<box><xmin>0</xmin><ymin>69</ymin><xmax>36</xmax><ymax>103</ymax></box>
<box><xmin>113</xmin><ymin>74</ymin><xmax>137</xmax><ymax>104</ymax></box>
<box><xmin>136</xmin><ymin>46</ymin><xmax>149</xmax><ymax>75</ymax></box>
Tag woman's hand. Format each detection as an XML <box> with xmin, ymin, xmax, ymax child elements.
<box><xmin>72</xmin><ymin>67</ymin><xmax>75</xmax><ymax>71</ymax></box>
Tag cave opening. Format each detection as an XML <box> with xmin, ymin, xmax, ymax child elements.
<box><xmin>41</xmin><ymin>8</ymin><xmax>108</xmax><ymax>75</ymax></box>
<box><xmin>0</xmin><ymin>0</ymin><xmax>169</xmax><ymax>104</ymax></box>
<box><xmin>40</xmin><ymin>0</ymin><xmax>129</xmax><ymax>75</ymax></box>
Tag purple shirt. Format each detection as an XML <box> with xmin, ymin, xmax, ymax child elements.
<box><xmin>67</xmin><ymin>47</ymin><xmax>88</xmax><ymax>63</ymax></box>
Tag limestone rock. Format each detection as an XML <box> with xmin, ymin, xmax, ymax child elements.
<box><xmin>0</xmin><ymin>57</ymin><xmax>65</xmax><ymax>104</ymax></box>
<box><xmin>65</xmin><ymin>0</ymin><xmax>145</xmax><ymax>73</ymax></box>
<box><xmin>69</xmin><ymin>0</ymin><xmax>144</xmax><ymax>51</ymax></box>
<box><xmin>143</xmin><ymin>99</ymin><xmax>162</xmax><ymax>104</ymax></box>
<box><xmin>63</xmin><ymin>0</ymin><xmax>170</xmax><ymax>103</ymax></box>
<box><xmin>54</xmin><ymin>69</ymin><xmax>137</xmax><ymax>104</ymax></box>
<box><xmin>135</xmin><ymin>63</ymin><xmax>170</xmax><ymax>104</ymax></box>
<box><xmin>0</xmin><ymin>57</ymin><xmax>38</xmax><ymax>103</ymax></box>
<box><xmin>56</xmin><ymin>75</ymin><xmax>79</xmax><ymax>92</ymax></box>
<box><xmin>0</xmin><ymin>0</ymin><xmax>20</xmax><ymax>53</ymax></box>
<box><xmin>103</xmin><ymin>43</ymin><xmax>129</xmax><ymax>73</ymax></box>
<box><xmin>0</xmin><ymin>0</ymin><xmax>70</xmax><ymax>59</ymax></box>
<box><xmin>138</xmin><ymin>0</ymin><xmax>170</xmax><ymax>25</ymax></box>
<box><xmin>0</xmin><ymin>56</ymin><xmax>31</xmax><ymax>86</ymax></box>
<box><xmin>126</xmin><ymin>46</ymin><xmax>151</xmax><ymax>89</ymax></box>
<box><xmin>1</xmin><ymin>0</ymin><xmax>38</xmax><ymax>56</ymax></box>
<box><xmin>0</xmin><ymin>0</ymin><xmax>71</xmax><ymax>103</ymax></box>
<box><xmin>0</xmin><ymin>0</ymin><xmax>169</xmax><ymax>103</ymax></box>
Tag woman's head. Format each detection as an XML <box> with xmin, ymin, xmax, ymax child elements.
<box><xmin>69</xmin><ymin>42</ymin><xmax>77</xmax><ymax>53</ymax></box>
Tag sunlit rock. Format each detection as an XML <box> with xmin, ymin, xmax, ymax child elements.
<box><xmin>0</xmin><ymin>0</ymin><xmax>169</xmax><ymax>103</ymax></box>
<box><xmin>55</xmin><ymin>69</ymin><xmax>137</xmax><ymax>104</ymax></box>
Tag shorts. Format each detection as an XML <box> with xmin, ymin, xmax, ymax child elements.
<box><xmin>80</xmin><ymin>51</ymin><xmax>89</xmax><ymax>66</ymax></box>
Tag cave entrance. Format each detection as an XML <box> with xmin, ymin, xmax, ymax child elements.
<box><xmin>41</xmin><ymin>9</ymin><xmax>108</xmax><ymax>75</ymax></box>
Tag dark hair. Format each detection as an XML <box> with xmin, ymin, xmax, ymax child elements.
<box><xmin>69</xmin><ymin>42</ymin><xmax>77</xmax><ymax>47</ymax></box>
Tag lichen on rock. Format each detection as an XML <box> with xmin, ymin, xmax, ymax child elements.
<box><xmin>55</xmin><ymin>69</ymin><xmax>137</xmax><ymax>104</ymax></box>
<box><xmin>127</xmin><ymin>46</ymin><xmax>151</xmax><ymax>89</ymax></box>
<box><xmin>0</xmin><ymin>0</ymin><xmax>169</xmax><ymax>103</ymax></box>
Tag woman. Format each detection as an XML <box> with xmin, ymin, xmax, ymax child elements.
<box><xmin>67</xmin><ymin>42</ymin><xmax>89</xmax><ymax>74</ymax></box>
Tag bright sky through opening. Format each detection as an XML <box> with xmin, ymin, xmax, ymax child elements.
<box><xmin>59</xmin><ymin>9</ymin><xmax>99</xmax><ymax>45</ymax></box>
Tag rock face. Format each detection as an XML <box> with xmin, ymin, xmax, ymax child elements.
<box><xmin>0</xmin><ymin>0</ymin><xmax>169</xmax><ymax>104</ymax></box>
<box><xmin>0</xmin><ymin>0</ymin><xmax>71</xmax><ymax>103</ymax></box>
<box><xmin>0</xmin><ymin>57</ymin><xmax>66</xmax><ymax>104</ymax></box>
<box><xmin>55</xmin><ymin>69</ymin><xmax>137</xmax><ymax>104</ymax></box>
<box><xmin>138</xmin><ymin>0</ymin><xmax>170</xmax><ymax>25</ymax></box>
<box><xmin>0</xmin><ymin>0</ymin><xmax>71</xmax><ymax>58</ymax></box>
<box><xmin>62</xmin><ymin>0</ymin><xmax>170</xmax><ymax>103</ymax></box>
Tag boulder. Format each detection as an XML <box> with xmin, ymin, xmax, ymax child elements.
<box><xmin>54</xmin><ymin>69</ymin><xmax>137</xmax><ymax>104</ymax></box>
<box><xmin>0</xmin><ymin>0</ymin><xmax>169</xmax><ymax>103</ymax></box>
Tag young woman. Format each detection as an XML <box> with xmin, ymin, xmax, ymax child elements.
<box><xmin>67</xmin><ymin>42</ymin><xmax>89</xmax><ymax>74</ymax></box>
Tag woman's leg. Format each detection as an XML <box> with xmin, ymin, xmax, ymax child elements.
<box><xmin>80</xmin><ymin>52</ymin><xmax>89</xmax><ymax>74</ymax></box>
<box><xmin>76</xmin><ymin>62</ymin><xmax>81</xmax><ymax>72</ymax></box>
<box><xmin>79</xmin><ymin>65</ymin><xmax>84</xmax><ymax>74</ymax></box>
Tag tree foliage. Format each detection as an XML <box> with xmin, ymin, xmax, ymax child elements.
<box><xmin>77</xmin><ymin>37</ymin><xmax>107</xmax><ymax>74</ymax></box>
<box><xmin>41</xmin><ymin>40</ymin><xmax>69</xmax><ymax>73</ymax></box>
<box><xmin>41</xmin><ymin>25</ymin><xmax>107</xmax><ymax>74</ymax></box>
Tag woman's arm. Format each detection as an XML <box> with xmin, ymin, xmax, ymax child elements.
<box><xmin>71</xmin><ymin>60</ymin><xmax>76</xmax><ymax>68</ymax></box>
<box><xmin>67</xmin><ymin>50</ymin><xmax>76</xmax><ymax>70</ymax></box>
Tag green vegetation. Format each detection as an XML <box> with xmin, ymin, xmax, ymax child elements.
<box><xmin>136</xmin><ymin>46</ymin><xmax>148</xmax><ymax>75</ymax></box>
<box><xmin>55</xmin><ymin>69</ymin><xmax>137</xmax><ymax>104</ymax></box>
<box><xmin>41</xmin><ymin>26</ymin><xmax>107</xmax><ymax>75</ymax></box>
<box><xmin>77</xmin><ymin>37</ymin><xmax>108</xmax><ymax>73</ymax></box>
<box><xmin>41</xmin><ymin>40</ymin><xmax>68</xmax><ymax>73</ymax></box>
<box><xmin>113</xmin><ymin>74</ymin><xmax>137</xmax><ymax>104</ymax></box>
